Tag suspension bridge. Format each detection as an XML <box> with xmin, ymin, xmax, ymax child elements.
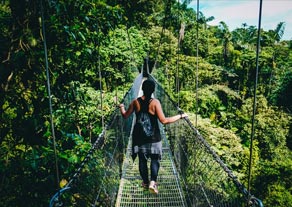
<box><xmin>49</xmin><ymin>74</ymin><xmax>263</xmax><ymax>207</ymax></box>
<box><xmin>44</xmin><ymin>0</ymin><xmax>266</xmax><ymax>205</ymax></box>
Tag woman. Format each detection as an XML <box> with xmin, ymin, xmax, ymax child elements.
<box><xmin>119</xmin><ymin>79</ymin><xmax>188</xmax><ymax>194</ymax></box>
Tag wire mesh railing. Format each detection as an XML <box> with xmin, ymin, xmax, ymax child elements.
<box><xmin>151</xmin><ymin>75</ymin><xmax>263</xmax><ymax>207</ymax></box>
<box><xmin>49</xmin><ymin>75</ymin><xmax>143</xmax><ymax>207</ymax></box>
<box><xmin>50</xmin><ymin>74</ymin><xmax>263</xmax><ymax>207</ymax></box>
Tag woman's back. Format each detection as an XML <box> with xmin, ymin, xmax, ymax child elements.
<box><xmin>135</xmin><ymin>97</ymin><xmax>161</xmax><ymax>143</ymax></box>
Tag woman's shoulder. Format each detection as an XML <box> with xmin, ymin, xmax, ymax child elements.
<box><xmin>152</xmin><ymin>98</ymin><xmax>160</xmax><ymax>103</ymax></box>
<box><xmin>150</xmin><ymin>98</ymin><xmax>161</xmax><ymax>107</ymax></box>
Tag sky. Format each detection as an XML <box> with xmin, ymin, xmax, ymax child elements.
<box><xmin>188</xmin><ymin>0</ymin><xmax>292</xmax><ymax>40</ymax></box>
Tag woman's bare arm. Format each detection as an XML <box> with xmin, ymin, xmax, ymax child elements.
<box><xmin>119</xmin><ymin>100</ymin><xmax>135</xmax><ymax>119</ymax></box>
<box><xmin>154</xmin><ymin>99</ymin><xmax>187</xmax><ymax>124</ymax></box>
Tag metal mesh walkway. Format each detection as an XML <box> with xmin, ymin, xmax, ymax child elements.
<box><xmin>115</xmin><ymin>126</ymin><xmax>187</xmax><ymax>207</ymax></box>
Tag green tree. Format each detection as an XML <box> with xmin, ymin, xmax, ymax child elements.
<box><xmin>116</xmin><ymin>0</ymin><xmax>164</xmax><ymax>28</ymax></box>
<box><xmin>214</xmin><ymin>21</ymin><xmax>233</xmax><ymax>66</ymax></box>
<box><xmin>232</xmin><ymin>24</ymin><xmax>257</xmax><ymax>50</ymax></box>
<box><xmin>270</xmin><ymin>69</ymin><xmax>292</xmax><ymax>112</ymax></box>
<box><xmin>189</xmin><ymin>114</ymin><xmax>253</xmax><ymax>181</ymax></box>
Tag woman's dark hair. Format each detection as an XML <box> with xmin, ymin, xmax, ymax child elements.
<box><xmin>142</xmin><ymin>79</ymin><xmax>155</xmax><ymax>100</ymax></box>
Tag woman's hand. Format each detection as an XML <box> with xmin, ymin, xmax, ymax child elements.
<box><xmin>119</xmin><ymin>101</ymin><xmax>134</xmax><ymax>119</ymax></box>
<box><xmin>180</xmin><ymin>113</ymin><xmax>188</xmax><ymax>119</ymax></box>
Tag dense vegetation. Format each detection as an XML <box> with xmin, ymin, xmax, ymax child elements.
<box><xmin>0</xmin><ymin>0</ymin><xmax>291</xmax><ymax>206</ymax></box>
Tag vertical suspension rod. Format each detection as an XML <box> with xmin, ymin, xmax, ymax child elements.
<box><xmin>247</xmin><ymin>0</ymin><xmax>263</xmax><ymax>203</ymax></box>
<box><xmin>41</xmin><ymin>0</ymin><xmax>60</xmax><ymax>187</ymax></box>
<box><xmin>97</xmin><ymin>37</ymin><xmax>104</xmax><ymax>129</ymax></box>
<box><xmin>195</xmin><ymin>0</ymin><xmax>199</xmax><ymax>128</ymax></box>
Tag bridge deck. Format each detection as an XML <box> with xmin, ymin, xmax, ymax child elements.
<box><xmin>115</xmin><ymin>134</ymin><xmax>187</xmax><ymax>207</ymax></box>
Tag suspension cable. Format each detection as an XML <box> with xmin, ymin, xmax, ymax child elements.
<box><xmin>40</xmin><ymin>0</ymin><xmax>60</xmax><ymax>188</ymax></box>
<box><xmin>176</xmin><ymin>20</ymin><xmax>182</xmax><ymax>107</ymax></box>
<box><xmin>97</xmin><ymin>34</ymin><xmax>104</xmax><ymax>130</ymax></box>
<box><xmin>152</xmin><ymin>27</ymin><xmax>165</xmax><ymax>72</ymax></box>
<box><xmin>126</xmin><ymin>27</ymin><xmax>138</xmax><ymax>70</ymax></box>
<box><xmin>175</xmin><ymin>58</ymin><xmax>180</xmax><ymax>107</ymax></box>
<box><xmin>247</xmin><ymin>0</ymin><xmax>263</xmax><ymax>203</ymax></box>
<box><xmin>114</xmin><ymin>29</ymin><xmax>119</xmax><ymax>106</ymax></box>
<box><xmin>195</xmin><ymin>0</ymin><xmax>199</xmax><ymax>128</ymax></box>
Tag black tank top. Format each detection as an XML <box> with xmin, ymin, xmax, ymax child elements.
<box><xmin>136</xmin><ymin>97</ymin><xmax>161</xmax><ymax>143</ymax></box>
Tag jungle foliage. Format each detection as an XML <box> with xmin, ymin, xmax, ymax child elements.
<box><xmin>0</xmin><ymin>0</ymin><xmax>291</xmax><ymax>206</ymax></box>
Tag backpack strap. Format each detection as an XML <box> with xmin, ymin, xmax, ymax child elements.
<box><xmin>137</xmin><ymin>97</ymin><xmax>153</xmax><ymax>112</ymax></box>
